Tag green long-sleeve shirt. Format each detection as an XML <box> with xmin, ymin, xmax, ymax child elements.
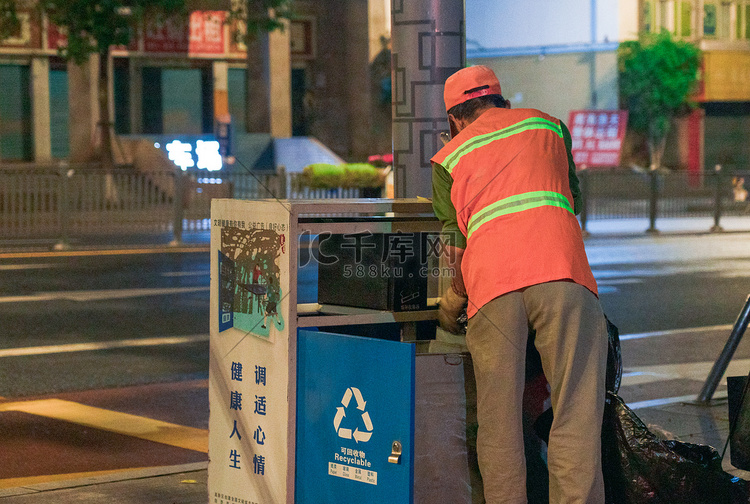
<box><xmin>431</xmin><ymin>119</ymin><xmax>582</xmax><ymax>249</ymax></box>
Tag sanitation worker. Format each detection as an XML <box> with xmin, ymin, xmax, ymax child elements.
<box><xmin>432</xmin><ymin>65</ymin><xmax>607</xmax><ymax>504</ymax></box>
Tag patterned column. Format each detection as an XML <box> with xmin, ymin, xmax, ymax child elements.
<box><xmin>391</xmin><ymin>0</ymin><xmax>465</xmax><ymax>198</ymax></box>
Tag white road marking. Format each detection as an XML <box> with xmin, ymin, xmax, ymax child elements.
<box><xmin>620</xmin><ymin>324</ymin><xmax>734</xmax><ymax>341</ymax></box>
<box><xmin>595</xmin><ymin>278</ymin><xmax>642</xmax><ymax>285</ymax></box>
<box><xmin>0</xmin><ymin>334</ymin><xmax>209</xmax><ymax>358</ymax></box>
<box><xmin>617</xmin><ymin>325</ymin><xmax>744</xmax><ymax>408</ymax></box>
<box><xmin>621</xmin><ymin>358</ymin><xmax>750</xmax><ymax>386</ymax></box>
<box><xmin>0</xmin><ymin>286</ymin><xmax>209</xmax><ymax>303</ymax></box>
<box><xmin>161</xmin><ymin>271</ymin><xmax>209</xmax><ymax>278</ymax></box>
<box><xmin>598</xmin><ymin>286</ymin><xmax>618</xmax><ymax>294</ymax></box>
<box><xmin>0</xmin><ymin>263</ymin><xmax>58</xmax><ymax>271</ymax></box>
<box><xmin>620</xmin><ymin>358</ymin><xmax>749</xmax><ymax>409</ymax></box>
<box><xmin>628</xmin><ymin>392</ymin><xmax>727</xmax><ymax>410</ymax></box>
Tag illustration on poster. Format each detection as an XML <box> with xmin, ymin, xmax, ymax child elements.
<box><xmin>218</xmin><ymin>227</ymin><xmax>286</xmax><ymax>337</ymax></box>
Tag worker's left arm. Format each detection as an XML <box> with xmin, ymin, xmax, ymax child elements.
<box><xmin>431</xmin><ymin>161</ymin><xmax>467</xmax><ymax>296</ymax></box>
<box><xmin>560</xmin><ymin>121</ymin><xmax>583</xmax><ymax>215</ymax></box>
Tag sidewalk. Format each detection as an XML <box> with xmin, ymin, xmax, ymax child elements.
<box><xmin>2</xmin><ymin>394</ymin><xmax>747</xmax><ymax>503</ymax></box>
<box><xmin>0</xmin><ymin>463</ymin><xmax>208</xmax><ymax>503</ymax></box>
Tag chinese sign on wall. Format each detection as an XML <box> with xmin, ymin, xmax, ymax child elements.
<box><xmin>567</xmin><ymin>110</ymin><xmax>628</xmax><ymax>168</ymax></box>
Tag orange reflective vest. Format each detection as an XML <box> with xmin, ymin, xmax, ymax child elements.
<box><xmin>431</xmin><ymin>107</ymin><xmax>598</xmax><ymax>318</ymax></box>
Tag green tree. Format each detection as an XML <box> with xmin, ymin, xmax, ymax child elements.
<box><xmin>618</xmin><ymin>30</ymin><xmax>701</xmax><ymax>170</ymax></box>
<box><xmin>0</xmin><ymin>0</ymin><xmax>186</xmax><ymax>168</ymax></box>
<box><xmin>227</xmin><ymin>0</ymin><xmax>294</xmax><ymax>133</ymax></box>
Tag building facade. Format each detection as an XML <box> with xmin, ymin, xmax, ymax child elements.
<box><xmin>0</xmin><ymin>0</ymin><xmax>392</xmax><ymax>165</ymax></box>
<box><xmin>465</xmin><ymin>0</ymin><xmax>750</xmax><ymax>171</ymax></box>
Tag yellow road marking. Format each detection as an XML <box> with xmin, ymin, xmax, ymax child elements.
<box><xmin>0</xmin><ymin>246</ymin><xmax>208</xmax><ymax>260</ymax></box>
<box><xmin>0</xmin><ymin>399</ymin><xmax>208</xmax><ymax>453</ymax></box>
<box><xmin>0</xmin><ymin>468</ymin><xmax>142</xmax><ymax>490</ymax></box>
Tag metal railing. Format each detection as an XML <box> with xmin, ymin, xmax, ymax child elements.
<box><xmin>578</xmin><ymin>166</ymin><xmax>750</xmax><ymax>233</ymax></box>
<box><xmin>0</xmin><ymin>164</ymin><xmax>365</xmax><ymax>245</ymax></box>
<box><xmin>1</xmin><ymin>164</ymin><xmax>748</xmax><ymax>246</ymax></box>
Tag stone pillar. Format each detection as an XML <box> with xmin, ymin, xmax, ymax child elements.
<box><xmin>344</xmin><ymin>0</ymin><xmax>374</xmax><ymax>158</ymax></box>
<box><xmin>213</xmin><ymin>60</ymin><xmax>230</xmax><ymax>119</ymax></box>
<box><xmin>245</xmin><ymin>31</ymin><xmax>270</xmax><ymax>133</ymax></box>
<box><xmin>391</xmin><ymin>0</ymin><xmax>464</xmax><ymax>198</ymax></box>
<box><xmin>129</xmin><ymin>59</ymin><xmax>143</xmax><ymax>134</ymax></box>
<box><xmin>67</xmin><ymin>55</ymin><xmax>100</xmax><ymax>163</ymax></box>
<box><xmin>269</xmin><ymin>22</ymin><xmax>292</xmax><ymax>138</ymax></box>
<box><xmin>31</xmin><ymin>57</ymin><xmax>52</xmax><ymax>162</ymax></box>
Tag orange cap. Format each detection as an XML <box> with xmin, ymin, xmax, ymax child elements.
<box><xmin>443</xmin><ymin>65</ymin><xmax>502</xmax><ymax>112</ymax></box>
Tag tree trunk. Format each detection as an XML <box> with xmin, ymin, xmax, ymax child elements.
<box><xmin>244</xmin><ymin>0</ymin><xmax>271</xmax><ymax>133</ymax></box>
<box><xmin>98</xmin><ymin>49</ymin><xmax>113</xmax><ymax>171</ymax></box>
<box><xmin>648</xmin><ymin>124</ymin><xmax>669</xmax><ymax>171</ymax></box>
<box><xmin>97</xmin><ymin>49</ymin><xmax>120</xmax><ymax>205</ymax></box>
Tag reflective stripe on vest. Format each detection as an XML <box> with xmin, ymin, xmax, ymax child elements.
<box><xmin>466</xmin><ymin>190</ymin><xmax>574</xmax><ymax>239</ymax></box>
<box><xmin>442</xmin><ymin>117</ymin><xmax>563</xmax><ymax>173</ymax></box>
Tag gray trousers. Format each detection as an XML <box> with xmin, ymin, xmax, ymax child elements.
<box><xmin>466</xmin><ymin>281</ymin><xmax>607</xmax><ymax>504</ymax></box>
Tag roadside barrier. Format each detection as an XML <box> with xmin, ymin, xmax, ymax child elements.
<box><xmin>1</xmin><ymin>164</ymin><xmax>748</xmax><ymax>246</ymax></box>
<box><xmin>698</xmin><ymin>294</ymin><xmax>750</xmax><ymax>403</ymax></box>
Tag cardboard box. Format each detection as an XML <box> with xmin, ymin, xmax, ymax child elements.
<box><xmin>317</xmin><ymin>232</ymin><xmax>429</xmax><ymax>311</ymax></box>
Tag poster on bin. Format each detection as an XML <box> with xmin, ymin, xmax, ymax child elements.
<box><xmin>208</xmin><ymin>198</ymin><xmax>291</xmax><ymax>504</ymax></box>
<box><xmin>568</xmin><ymin>110</ymin><xmax>628</xmax><ymax>168</ymax></box>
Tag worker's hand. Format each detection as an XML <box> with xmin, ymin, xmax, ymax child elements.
<box><xmin>438</xmin><ymin>286</ymin><xmax>468</xmax><ymax>335</ymax></box>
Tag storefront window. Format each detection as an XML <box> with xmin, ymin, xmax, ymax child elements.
<box><xmin>49</xmin><ymin>65</ymin><xmax>70</xmax><ymax>159</ymax></box>
<box><xmin>705</xmin><ymin>2</ymin><xmax>718</xmax><ymax>37</ymax></box>
<box><xmin>0</xmin><ymin>64</ymin><xmax>32</xmax><ymax>161</ymax></box>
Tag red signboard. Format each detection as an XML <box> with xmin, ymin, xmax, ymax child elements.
<box><xmin>47</xmin><ymin>23</ymin><xmax>67</xmax><ymax>50</ymax></box>
<box><xmin>145</xmin><ymin>11</ymin><xmax>224</xmax><ymax>54</ymax></box>
<box><xmin>189</xmin><ymin>11</ymin><xmax>225</xmax><ymax>54</ymax></box>
<box><xmin>567</xmin><ymin>110</ymin><xmax>628</xmax><ymax>168</ymax></box>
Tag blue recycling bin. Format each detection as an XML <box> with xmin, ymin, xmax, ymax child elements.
<box><xmin>296</xmin><ymin>330</ymin><xmax>415</xmax><ymax>503</ymax></box>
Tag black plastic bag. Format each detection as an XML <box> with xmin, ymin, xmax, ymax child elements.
<box><xmin>604</xmin><ymin>316</ymin><xmax>622</xmax><ymax>395</ymax></box>
<box><xmin>602</xmin><ymin>392</ymin><xmax>749</xmax><ymax>504</ymax></box>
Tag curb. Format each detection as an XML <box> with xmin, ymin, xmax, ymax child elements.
<box><xmin>0</xmin><ymin>462</ymin><xmax>208</xmax><ymax>499</ymax></box>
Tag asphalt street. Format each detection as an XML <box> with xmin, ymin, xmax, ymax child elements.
<box><xmin>0</xmin><ymin>229</ymin><xmax>749</xmax><ymax>488</ymax></box>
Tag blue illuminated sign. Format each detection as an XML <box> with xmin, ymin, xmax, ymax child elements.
<box><xmin>163</xmin><ymin>138</ymin><xmax>223</xmax><ymax>171</ymax></box>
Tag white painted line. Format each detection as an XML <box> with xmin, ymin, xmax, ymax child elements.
<box><xmin>620</xmin><ymin>324</ymin><xmax>734</xmax><ymax>341</ymax></box>
<box><xmin>628</xmin><ymin>391</ymin><xmax>728</xmax><ymax>410</ymax></box>
<box><xmin>595</xmin><ymin>278</ymin><xmax>642</xmax><ymax>285</ymax></box>
<box><xmin>161</xmin><ymin>271</ymin><xmax>209</xmax><ymax>277</ymax></box>
<box><xmin>0</xmin><ymin>334</ymin><xmax>209</xmax><ymax>358</ymax></box>
<box><xmin>0</xmin><ymin>286</ymin><xmax>209</xmax><ymax>303</ymax></box>
<box><xmin>621</xmin><ymin>359</ymin><xmax>750</xmax><ymax>386</ymax></box>
<box><xmin>0</xmin><ymin>264</ymin><xmax>58</xmax><ymax>271</ymax></box>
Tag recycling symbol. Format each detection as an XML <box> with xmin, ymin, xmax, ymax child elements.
<box><xmin>333</xmin><ymin>387</ymin><xmax>373</xmax><ymax>443</ymax></box>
